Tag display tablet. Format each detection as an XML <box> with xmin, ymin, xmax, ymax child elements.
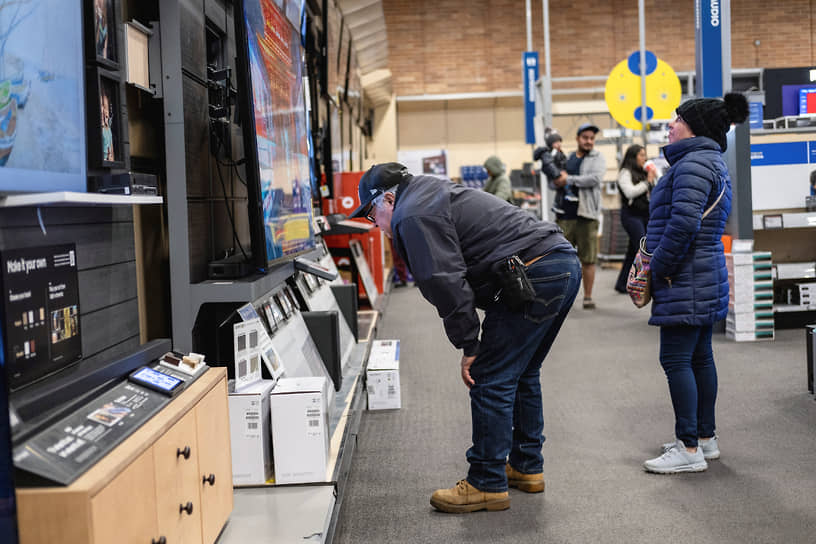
<box><xmin>128</xmin><ymin>367</ymin><xmax>184</xmax><ymax>396</ymax></box>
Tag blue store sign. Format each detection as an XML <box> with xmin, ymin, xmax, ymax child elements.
<box><xmin>523</xmin><ymin>52</ymin><xmax>539</xmax><ymax>144</ymax></box>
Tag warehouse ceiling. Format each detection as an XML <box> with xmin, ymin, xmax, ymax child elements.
<box><xmin>335</xmin><ymin>0</ymin><xmax>392</xmax><ymax>106</ymax></box>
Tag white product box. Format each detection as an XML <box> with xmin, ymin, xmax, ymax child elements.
<box><xmin>269</xmin><ymin>376</ymin><xmax>329</xmax><ymax>484</ymax></box>
<box><xmin>729</xmin><ymin>299</ymin><xmax>774</xmax><ymax>314</ymax></box>
<box><xmin>726</xmin><ymin>252</ymin><xmax>772</xmax><ymax>267</ymax></box>
<box><xmin>726</xmin><ymin>310</ymin><xmax>775</xmax><ymax>333</ymax></box>
<box><xmin>366</xmin><ymin>339</ymin><xmax>401</xmax><ymax>410</ymax></box>
<box><xmin>726</xmin><ymin>327</ymin><xmax>775</xmax><ymax>342</ymax></box>
<box><xmin>228</xmin><ymin>379</ymin><xmax>276</xmax><ymax>485</ymax></box>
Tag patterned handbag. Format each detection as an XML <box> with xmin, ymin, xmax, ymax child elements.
<box><xmin>626</xmin><ymin>236</ymin><xmax>653</xmax><ymax>308</ymax></box>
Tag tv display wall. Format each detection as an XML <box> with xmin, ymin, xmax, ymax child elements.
<box><xmin>238</xmin><ymin>0</ymin><xmax>316</xmax><ymax>266</ymax></box>
<box><xmin>0</xmin><ymin>0</ymin><xmax>86</xmax><ymax>194</ymax></box>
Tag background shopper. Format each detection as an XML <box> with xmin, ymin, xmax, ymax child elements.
<box><xmin>483</xmin><ymin>155</ymin><xmax>513</xmax><ymax>203</ymax></box>
<box><xmin>349</xmin><ymin>163</ymin><xmax>581</xmax><ymax>513</ymax></box>
<box><xmin>614</xmin><ymin>144</ymin><xmax>655</xmax><ymax>293</ymax></box>
<box><xmin>642</xmin><ymin>93</ymin><xmax>748</xmax><ymax>474</ymax></box>
<box><xmin>551</xmin><ymin>124</ymin><xmax>606</xmax><ymax>309</ymax></box>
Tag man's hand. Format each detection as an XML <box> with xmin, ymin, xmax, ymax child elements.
<box><xmin>460</xmin><ymin>355</ymin><xmax>476</xmax><ymax>389</ymax></box>
<box><xmin>553</xmin><ymin>171</ymin><xmax>567</xmax><ymax>187</ymax></box>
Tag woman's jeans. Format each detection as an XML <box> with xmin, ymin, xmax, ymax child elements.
<box><xmin>659</xmin><ymin>324</ymin><xmax>718</xmax><ymax>448</ymax></box>
<box><xmin>615</xmin><ymin>206</ymin><xmax>648</xmax><ymax>292</ymax></box>
<box><xmin>466</xmin><ymin>250</ymin><xmax>581</xmax><ymax>492</ymax></box>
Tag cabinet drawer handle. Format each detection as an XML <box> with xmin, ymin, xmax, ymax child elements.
<box><xmin>176</xmin><ymin>446</ymin><xmax>191</xmax><ymax>460</ymax></box>
<box><xmin>151</xmin><ymin>537</ymin><xmax>167</xmax><ymax>544</ymax></box>
<box><xmin>203</xmin><ymin>473</ymin><xmax>216</xmax><ymax>486</ymax></box>
<box><xmin>179</xmin><ymin>501</ymin><xmax>194</xmax><ymax>515</ymax></box>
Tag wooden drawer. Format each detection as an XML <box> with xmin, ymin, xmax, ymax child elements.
<box><xmin>153</xmin><ymin>409</ymin><xmax>203</xmax><ymax>544</ymax></box>
<box><xmin>195</xmin><ymin>377</ymin><xmax>233</xmax><ymax>544</ymax></box>
<box><xmin>91</xmin><ymin>448</ymin><xmax>159</xmax><ymax>544</ymax></box>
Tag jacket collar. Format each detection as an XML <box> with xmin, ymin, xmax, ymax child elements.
<box><xmin>662</xmin><ymin>136</ymin><xmax>721</xmax><ymax>165</ymax></box>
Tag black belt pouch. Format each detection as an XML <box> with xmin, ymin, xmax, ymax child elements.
<box><xmin>496</xmin><ymin>255</ymin><xmax>536</xmax><ymax>311</ymax></box>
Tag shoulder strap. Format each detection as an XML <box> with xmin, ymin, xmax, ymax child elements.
<box><xmin>701</xmin><ymin>185</ymin><xmax>726</xmax><ymax>220</ymax></box>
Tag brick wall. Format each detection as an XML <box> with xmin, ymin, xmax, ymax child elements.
<box><xmin>383</xmin><ymin>0</ymin><xmax>816</xmax><ymax>96</ymax></box>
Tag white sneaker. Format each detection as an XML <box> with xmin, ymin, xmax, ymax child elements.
<box><xmin>661</xmin><ymin>435</ymin><xmax>720</xmax><ymax>460</ymax></box>
<box><xmin>644</xmin><ymin>440</ymin><xmax>708</xmax><ymax>474</ymax></box>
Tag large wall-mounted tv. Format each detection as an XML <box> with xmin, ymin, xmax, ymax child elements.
<box><xmin>0</xmin><ymin>0</ymin><xmax>87</xmax><ymax>194</ymax></box>
<box><xmin>0</xmin><ymin>244</ymin><xmax>82</xmax><ymax>391</ymax></box>
<box><xmin>235</xmin><ymin>0</ymin><xmax>317</xmax><ymax>269</ymax></box>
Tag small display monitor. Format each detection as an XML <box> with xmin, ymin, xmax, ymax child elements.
<box><xmin>0</xmin><ymin>244</ymin><xmax>82</xmax><ymax>390</ymax></box>
<box><xmin>0</xmin><ymin>0</ymin><xmax>87</xmax><ymax>194</ymax></box>
<box><xmin>799</xmin><ymin>88</ymin><xmax>816</xmax><ymax>115</ymax></box>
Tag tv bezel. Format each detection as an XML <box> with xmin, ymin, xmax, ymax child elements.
<box><xmin>233</xmin><ymin>0</ymin><xmax>317</xmax><ymax>272</ymax></box>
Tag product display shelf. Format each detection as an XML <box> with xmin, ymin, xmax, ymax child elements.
<box><xmin>753</xmin><ymin>211</ymin><xmax>816</xmax><ymax>230</ymax></box>
<box><xmin>0</xmin><ymin>191</ymin><xmax>163</xmax><ymax>207</ymax></box>
<box><xmin>219</xmin><ymin>336</ymin><xmax>374</xmax><ymax>544</ymax></box>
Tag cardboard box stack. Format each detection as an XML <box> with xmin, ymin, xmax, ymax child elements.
<box><xmin>726</xmin><ymin>251</ymin><xmax>775</xmax><ymax>342</ymax></box>
<box><xmin>366</xmin><ymin>339</ymin><xmax>401</xmax><ymax>410</ymax></box>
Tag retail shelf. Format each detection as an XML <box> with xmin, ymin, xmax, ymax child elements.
<box><xmin>774</xmin><ymin>262</ymin><xmax>816</xmax><ymax>281</ymax></box>
<box><xmin>0</xmin><ymin>191</ymin><xmax>163</xmax><ymax>207</ymax></box>
<box><xmin>775</xmin><ymin>303</ymin><xmax>816</xmax><ymax>313</ymax></box>
<box><xmin>753</xmin><ymin>211</ymin><xmax>816</xmax><ymax>230</ymax></box>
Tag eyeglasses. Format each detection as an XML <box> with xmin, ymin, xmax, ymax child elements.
<box><xmin>364</xmin><ymin>204</ymin><xmax>376</xmax><ymax>223</ymax></box>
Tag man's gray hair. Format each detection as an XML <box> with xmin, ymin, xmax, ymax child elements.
<box><xmin>372</xmin><ymin>185</ymin><xmax>399</xmax><ymax>208</ymax></box>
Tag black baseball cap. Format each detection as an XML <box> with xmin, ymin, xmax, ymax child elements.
<box><xmin>348</xmin><ymin>162</ymin><xmax>410</xmax><ymax>219</ymax></box>
<box><xmin>576</xmin><ymin>123</ymin><xmax>600</xmax><ymax>137</ymax></box>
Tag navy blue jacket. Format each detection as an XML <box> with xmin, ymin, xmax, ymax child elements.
<box><xmin>391</xmin><ymin>175</ymin><xmax>572</xmax><ymax>356</ymax></box>
<box><xmin>645</xmin><ymin>137</ymin><xmax>731</xmax><ymax>326</ymax></box>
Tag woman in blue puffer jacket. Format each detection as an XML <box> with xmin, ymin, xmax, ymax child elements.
<box><xmin>642</xmin><ymin>92</ymin><xmax>748</xmax><ymax>475</ymax></box>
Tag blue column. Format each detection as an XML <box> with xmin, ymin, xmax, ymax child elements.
<box><xmin>694</xmin><ymin>0</ymin><xmax>731</xmax><ymax>97</ymax></box>
<box><xmin>523</xmin><ymin>52</ymin><xmax>539</xmax><ymax>144</ymax></box>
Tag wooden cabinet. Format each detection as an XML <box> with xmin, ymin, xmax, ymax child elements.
<box><xmin>195</xmin><ymin>378</ymin><xmax>233</xmax><ymax>544</ymax></box>
<box><xmin>16</xmin><ymin>367</ymin><xmax>232</xmax><ymax>544</ymax></box>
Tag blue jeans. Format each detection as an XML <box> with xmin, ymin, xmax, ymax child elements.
<box><xmin>466</xmin><ymin>250</ymin><xmax>581</xmax><ymax>492</ymax></box>
<box><xmin>659</xmin><ymin>325</ymin><xmax>718</xmax><ymax>448</ymax></box>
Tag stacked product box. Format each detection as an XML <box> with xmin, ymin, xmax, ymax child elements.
<box><xmin>794</xmin><ymin>282</ymin><xmax>816</xmax><ymax>308</ymax></box>
<box><xmin>725</xmin><ymin>252</ymin><xmax>775</xmax><ymax>342</ymax></box>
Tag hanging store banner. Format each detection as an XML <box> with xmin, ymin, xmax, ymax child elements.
<box><xmin>695</xmin><ymin>0</ymin><xmax>725</xmax><ymax>97</ymax></box>
<box><xmin>523</xmin><ymin>52</ymin><xmax>539</xmax><ymax>144</ymax></box>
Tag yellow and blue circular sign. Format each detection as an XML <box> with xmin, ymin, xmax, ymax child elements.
<box><xmin>605</xmin><ymin>51</ymin><xmax>682</xmax><ymax>131</ymax></box>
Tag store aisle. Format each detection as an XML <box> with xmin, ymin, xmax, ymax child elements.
<box><xmin>334</xmin><ymin>268</ymin><xmax>816</xmax><ymax>544</ymax></box>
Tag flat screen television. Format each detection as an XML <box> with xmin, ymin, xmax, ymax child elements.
<box><xmin>235</xmin><ymin>0</ymin><xmax>317</xmax><ymax>269</ymax></box>
<box><xmin>0</xmin><ymin>325</ymin><xmax>19</xmax><ymax>543</ymax></box>
<box><xmin>0</xmin><ymin>244</ymin><xmax>82</xmax><ymax>391</ymax></box>
<box><xmin>0</xmin><ymin>0</ymin><xmax>86</xmax><ymax>194</ymax></box>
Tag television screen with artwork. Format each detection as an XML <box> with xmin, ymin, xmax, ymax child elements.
<box><xmin>0</xmin><ymin>0</ymin><xmax>86</xmax><ymax>194</ymax></box>
<box><xmin>236</xmin><ymin>0</ymin><xmax>316</xmax><ymax>268</ymax></box>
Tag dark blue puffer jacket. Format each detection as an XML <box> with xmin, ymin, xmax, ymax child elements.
<box><xmin>645</xmin><ymin>137</ymin><xmax>731</xmax><ymax>327</ymax></box>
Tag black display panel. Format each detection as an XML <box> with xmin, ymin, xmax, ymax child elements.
<box><xmin>0</xmin><ymin>327</ymin><xmax>19</xmax><ymax>543</ymax></box>
<box><xmin>0</xmin><ymin>244</ymin><xmax>81</xmax><ymax>391</ymax></box>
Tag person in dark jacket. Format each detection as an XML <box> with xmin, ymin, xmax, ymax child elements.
<box><xmin>642</xmin><ymin>93</ymin><xmax>748</xmax><ymax>474</ymax></box>
<box><xmin>349</xmin><ymin>163</ymin><xmax>581</xmax><ymax>513</ymax></box>
<box><xmin>613</xmin><ymin>144</ymin><xmax>655</xmax><ymax>293</ymax></box>
<box><xmin>534</xmin><ymin>130</ymin><xmax>568</xmax><ymax>213</ymax></box>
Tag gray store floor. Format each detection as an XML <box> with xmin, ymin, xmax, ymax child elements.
<box><xmin>334</xmin><ymin>267</ymin><xmax>816</xmax><ymax>544</ymax></box>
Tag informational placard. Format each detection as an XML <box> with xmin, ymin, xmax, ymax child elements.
<box><xmin>233</xmin><ymin>319</ymin><xmax>264</xmax><ymax>391</ymax></box>
<box><xmin>0</xmin><ymin>244</ymin><xmax>81</xmax><ymax>390</ymax></box>
<box><xmin>236</xmin><ymin>304</ymin><xmax>285</xmax><ymax>381</ymax></box>
<box><xmin>349</xmin><ymin>239</ymin><xmax>379</xmax><ymax>306</ymax></box>
<box><xmin>12</xmin><ymin>370</ymin><xmax>193</xmax><ymax>485</ymax></box>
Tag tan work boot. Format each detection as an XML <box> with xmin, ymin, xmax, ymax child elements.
<box><xmin>430</xmin><ymin>479</ymin><xmax>510</xmax><ymax>513</ymax></box>
<box><xmin>506</xmin><ymin>464</ymin><xmax>545</xmax><ymax>493</ymax></box>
